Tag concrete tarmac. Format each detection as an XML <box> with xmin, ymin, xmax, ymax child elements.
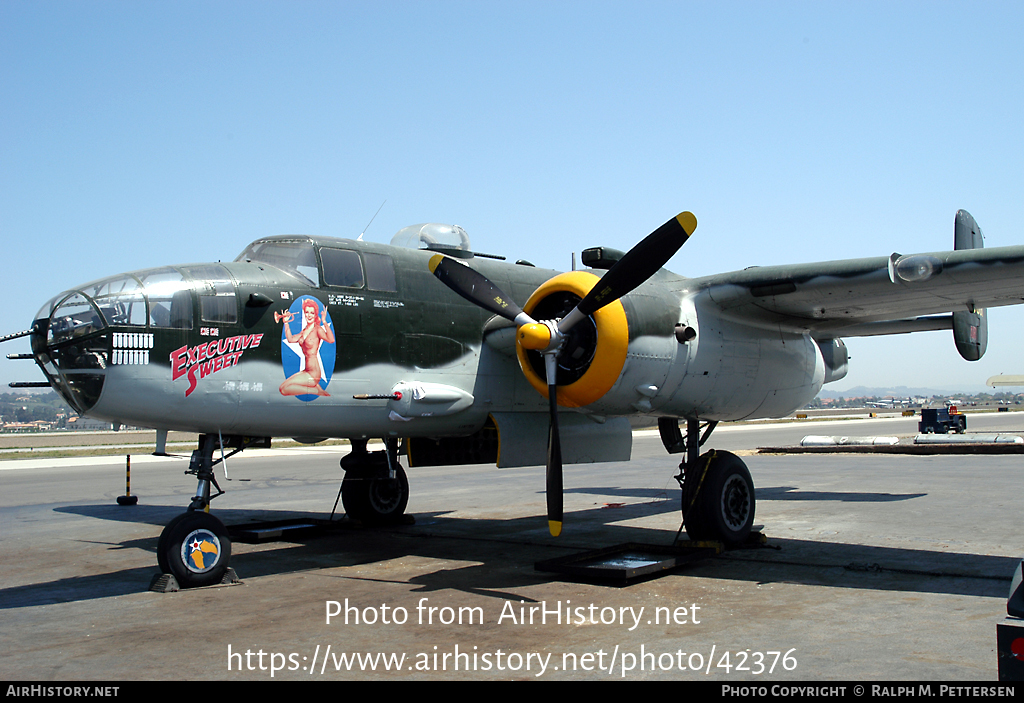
<box><xmin>1</xmin><ymin>414</ymin><xmax>1022</xmax><ymax>681</ymax></box>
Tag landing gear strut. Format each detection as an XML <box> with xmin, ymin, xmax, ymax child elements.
<box><xmin>156</xmin><ymin>434</ymin><xmax>254</xmax><ymax>588</ymax></box>
<box><xmin>339</xmin><ymin>438</ymin><xmax>410</xmax><ymax>524</ymax></box>
<box><xmin>663</xmin><ymin>418</ymin><xmax>756</xmax><ymax>548</ymax></box>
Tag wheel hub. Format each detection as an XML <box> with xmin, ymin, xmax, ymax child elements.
<box><xmin>369</xmin><ymin>477</ymin><xmax>403</xmax><ymax>514</ymax></box>
<box><xmin>720</xmin><ymin>475</ymin><xmax>751</xmax><ymax>529</ymax></box>
<box><xmin>180</xmin><ymin>528</ymin><xmax>222</xmax><ymax>573</ymax></box>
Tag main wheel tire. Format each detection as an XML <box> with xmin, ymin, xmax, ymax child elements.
<box><xmin>157</xmin><ymin>511</ymin><xmax>231</xmax><ymax>588</ymax></box>
<box><xmin>683</xmin><ymin>450</ymin><xmax>755</xmax><ymax>548</ymax></box>
<box><xmin>342</xmin><ymin>464</ymin><xmax>409</xmax><ymax>524</ymax></box>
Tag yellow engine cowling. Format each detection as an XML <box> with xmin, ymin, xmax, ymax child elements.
<box><xmin>514</xmin><ymin>271</ymin><xmax>630</xmax><ymax>408</ymax></box>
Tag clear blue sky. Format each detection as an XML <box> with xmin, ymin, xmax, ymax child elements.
<box><xmin>3</xmin><ymin>1</ymin><xmax>1023</xmax><ymax>393</ymax></box>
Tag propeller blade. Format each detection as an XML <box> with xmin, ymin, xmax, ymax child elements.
<box><xmin>560</xmin><ymin>212</ymin><xmax>697</xmax><ymax>333</ymax></box>
<box><xmin>429</xmin><ymin>253</ymin><xmax>554</xmax><ymax>349</ymax></box>
<box><xmin>544</xmin><ymin>352</ymin><xmax>562</xmax><ymax>536</ymax></box>
<box><xmin>428</xmin><ymin>254</ymin><xmax>527</xmax><ymax>323</ymax></box>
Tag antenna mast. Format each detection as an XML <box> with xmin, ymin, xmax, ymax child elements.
<box><xmin>358</xmin><ymin>200</ymin><xmax>387</xmax><ymax>241</ymax></box>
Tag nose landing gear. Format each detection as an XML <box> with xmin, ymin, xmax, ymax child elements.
<box><xmin>154</xmin><ymin>434</ymin><xmax>253</xmax><ymax>590</ymax></box>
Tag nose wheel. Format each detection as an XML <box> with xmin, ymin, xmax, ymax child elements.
<box><xmin>157</xmin><ymin>510</ymin><xmax>232</xmax><ymax>588</ymax></box>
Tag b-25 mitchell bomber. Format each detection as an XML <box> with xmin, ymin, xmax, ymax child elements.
<box><xmin>4</xmin><ymin>209</ymin><xmax>1020</xmax><ymax>587</ymax></box>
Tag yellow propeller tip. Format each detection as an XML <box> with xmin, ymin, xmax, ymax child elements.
<box><xmin>548</xmin><ymin>520</ymin><xmax>563</xmax><ymax>537</ymax></box>
<box><xmin>427</xmin><ymin>254</ymin><xmax>445</xmax><ymax>273</ymax></box>
<box><xmin>676</xmin><ymin>211</ymin><xmax>698</xmax><ymax>236</ymax></box>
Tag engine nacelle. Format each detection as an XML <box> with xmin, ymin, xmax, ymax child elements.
<box><xmin>515</xmin><ymin>271</ymin><xmax>627</xmax><ymax>407</ymax></box>
<box><xmin>659</xmin><ymin>293</ymin><xmax>826</xmax><ymax>420</ymax></box>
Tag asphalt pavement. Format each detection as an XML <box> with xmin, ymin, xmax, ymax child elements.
<box><xmin>2</xmin><ymin>413</ymin><xmax>1022</xmax><ymax>681</ymax></box>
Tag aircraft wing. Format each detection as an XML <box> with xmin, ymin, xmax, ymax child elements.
<box><xmin>684</xmin><ymin>245</ymin><xmax>1024</xmax><ymax>338</ymax></box>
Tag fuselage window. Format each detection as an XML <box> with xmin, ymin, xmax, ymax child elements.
<box><xmin>188</xmin><ymin>264</ymin><xmax>238</xmax><ymax>324</ymax></box>
<box><xmin>200</xmin><ymin>291</ymin><xmax>237</xmax><ymax>324</ymax></box>
<box><xmin>364</xmin><ymin>252</ymin><xmax>398</xmax><ymax>292</ymax></box>
<box><xmin>320</xmin><ymin>248</ymin><xmax>364</xmax><ymax>288</ymax></box>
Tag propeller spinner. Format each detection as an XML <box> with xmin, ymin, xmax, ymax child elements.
<box><xmin>429</xmin><ymin>212</ymin><xmax>697</xmax><ymax>535</ymax></box>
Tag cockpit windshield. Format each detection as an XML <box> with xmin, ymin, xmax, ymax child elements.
<box><xmin>235</xmin><ymin>238</ymin><xmax>319</xmax><ymax>286</ymax></box>
<box><xmin>83</xmin><ymin>274</ymin><xmax>148</xmax><ymax>327</ymax></box>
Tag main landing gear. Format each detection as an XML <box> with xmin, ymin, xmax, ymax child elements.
<box><xmin>339</xmin><ymin>438</ymin><xmax>410</xmax><ymax>525</ymax></box>
<box><xmin>660</xmin><ymin>418</ymin><xmax>756</xmax><ymax>548</ymax></box>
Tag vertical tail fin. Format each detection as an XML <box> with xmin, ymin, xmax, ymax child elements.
<box><xmin>952</xmin><ymin>210</ymin><xmax>987</xmax><ymax>361</ymax></box>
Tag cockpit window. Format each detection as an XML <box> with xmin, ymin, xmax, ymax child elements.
<box><xmin>236</xmin><ymin>239</ymin><xmax>319</xmax><ymax>287</ymax></box>
<box><xmin>139</xmin><ymin>268</ymin><xmax>193</xmax><ymax>329</ymax></box>
<box><xmin>320</xmin><ymin>248</ymin><xmax>364</xmax><ymax>288</ymax></box>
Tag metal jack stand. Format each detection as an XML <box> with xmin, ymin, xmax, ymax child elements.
<box><xmin>116</xmin><ymin>454</ymin><xmax>139</xmax><ymax>506</ymax></box>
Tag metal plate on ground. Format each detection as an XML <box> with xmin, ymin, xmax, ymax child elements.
<box><xmin>535</xmin><ymin>541</ymin><xmax>722</xmax><ymax>585</ymax></box>
<box><xmin>229</xmin><ymin>519</ymin><xmax>336</xmax><ymax>543</ymax></box>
